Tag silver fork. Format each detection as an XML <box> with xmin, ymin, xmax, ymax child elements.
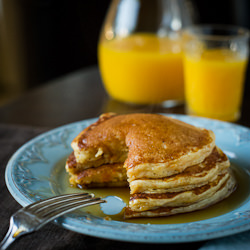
<box><xmin>0</xmin><ymin>193</ymin><xmax>105</xmax><ymax>250</ymax></box>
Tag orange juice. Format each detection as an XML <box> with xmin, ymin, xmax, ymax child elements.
<box><xmin>98</xmin><ymin>33</ymin><xmax>184</xmax><ymax>104</ymax></box>
<box><xmin>184</xmin><ymin>49</ymin><xmax>248</xmax><ymax>121</ymax></box>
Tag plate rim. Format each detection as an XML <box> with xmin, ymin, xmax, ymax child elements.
<box><xmin>5</xmin><ymin>114</ymin><xmax>250</xmax><ymax>243</ymax></box>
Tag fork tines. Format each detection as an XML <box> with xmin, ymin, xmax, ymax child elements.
<box><xmin>23</xmin><ymin>193</ymin><xmax>104</xmax><ymax>227</ymax></box>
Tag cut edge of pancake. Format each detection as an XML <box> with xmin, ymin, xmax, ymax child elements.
<box><xmin>66</xmin><ymin>159</ymin><xmax>127</xmax><ymax>188</ymax></box>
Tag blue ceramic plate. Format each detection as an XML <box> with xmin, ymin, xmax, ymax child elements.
<box><xmin>5</xmin><ymin>115</ymin><xmax>250</xmax><ymax>243</ymax></box>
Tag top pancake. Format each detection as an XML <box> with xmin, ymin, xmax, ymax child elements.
<box><xmin>71</xmin><ymin>113</ymin><xmax>215</xmax><ymax>180</ymax></box>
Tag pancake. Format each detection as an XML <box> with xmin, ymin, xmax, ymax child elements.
<box><xmin>66</xmin><ymin>113</ymin><xmax>236</xmax><ymax>219</ymax></box>
<box><xmin>66</xmin><ymin>152</ymin><xmax>127</xmax><ymax>188</ymax></box>
<box><xmin>71</xmin><ymin>113</ymin><xmax>215</xmax><ymax>180</ymax></box>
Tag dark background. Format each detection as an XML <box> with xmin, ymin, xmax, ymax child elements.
<box><xmin>23</xmin><ymin>0</ymin><xmax>250</xmax><ymax>86</ymax></box>
<box><xmin>0</xmin><ymin>0</ymin><xmax>249</xmax><ymax>97</ymax></box>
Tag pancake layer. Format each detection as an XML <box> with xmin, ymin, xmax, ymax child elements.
<box><xmin>71</xmin><ymin>113</ymin><xmax>215</xmax><ymax>180</ymax></box>
<box><xmin>129</xmin><ymin>147</ymin><xmax>229</xmax><ymax>194</ymax></box>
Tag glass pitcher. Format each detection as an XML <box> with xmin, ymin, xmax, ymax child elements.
<box><xmin>98</xmin><ymin>0</ymin><xmax>196</xmax><ymax>107</ymax></box>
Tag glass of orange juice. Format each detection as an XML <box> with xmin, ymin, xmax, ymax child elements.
<box><xmin>98</xmin><ymin>0</ymin><xmax>195</xmax><ymax>107</ymax></box>
<box><xmin>183</xmin><ymin>25</ymin><xmax>249</xmax><ymax>122</ymax></box>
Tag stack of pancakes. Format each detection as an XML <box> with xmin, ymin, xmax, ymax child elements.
<box><xmin>66</xmin><ymin>113</ymin><xmax>236</xmax><ymax>218</ymax></box>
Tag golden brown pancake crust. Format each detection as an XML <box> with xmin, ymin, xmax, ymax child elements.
<box><xmin>66</xmin><ymin>152</ymin><xmax>78</xmax><ymax>173</ymax></box>
<box><xmin>74</xmin><ymin>113</ymin><xmax>214</xmax><ymax>170</ymax></box>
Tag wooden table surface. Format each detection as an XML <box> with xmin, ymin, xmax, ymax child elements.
<box><xmin>1</xmin><ymin>65</ymin><xmax>249</xmax><ymax>128</ymax></box>
<box><xmin>0</xmin><ymin>65</ymin><xmax>250</xmax><ymax>250</ymax></box>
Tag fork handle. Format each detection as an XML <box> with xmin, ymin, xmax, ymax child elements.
<box><xmin>0</xmin><ymin>227</ymin><xmax>15</xmax><ymax>250</ymax></box>
<box><xmin>0</xmin><ymin>221</ymin><xmax>24</xmax><ymax>250</ymax></box>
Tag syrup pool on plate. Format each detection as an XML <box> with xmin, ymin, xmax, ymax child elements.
<box><xmin>51</xmin><ymin>157</ymin><xmax>250</xmax><ymax>224</ymax></box>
